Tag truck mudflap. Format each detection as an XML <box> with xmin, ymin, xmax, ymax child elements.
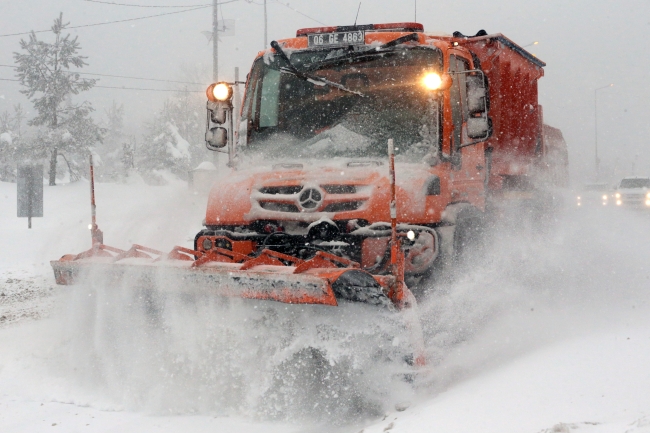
<box><xmin>50</xmin><ymin>243</ymin><xmax>398</xmax><ymax>309</ymax></box>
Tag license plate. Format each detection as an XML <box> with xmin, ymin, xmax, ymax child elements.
<box><xmin>308</xmin><ymin>30</ymin><xmax>365</xmax><ymax>47</ymax></box>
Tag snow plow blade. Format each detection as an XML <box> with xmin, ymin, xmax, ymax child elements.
<box><xmin>50</xmin><ymin>244</ymin><xmax>395</xmax><ymax>308</ymax></box>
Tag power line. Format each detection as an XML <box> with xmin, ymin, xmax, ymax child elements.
<box><xmin>272</xmin><ymin>0</ymin><xmax>325</xmax><ymax>25</ymax></box>
<box><xmin>94</xmin><ymin>84</ymin><xmax>202</xmax><ymax>92</ymax></box>
<box><xmin>0</xmin><ymin>79</ymin><xmax>202</xmax><ymax>92</ymax></box>
<box><xmin>0</xmin><ymin>6</ymin><xmax>211</xmax><ymax>38</ymax></box>
<box><xmin>0</xmin><ymin>64</ymin><xmax>204</xmax><ymax>85</ymax></box>
<box><xmin>81</xmin><ymin>0</ymin><xmax>240</xmax><ymax>8</ymax></box>
<box><xmin>83</xmin><ymin>72</ymin><xmax>204</xmax><ymax>85</ymax></box>
<box><xmin>82</xmin><ymin>0</ymin><xmax>211</xmax><ymax>7</ymax></box>
<box><xmin>245</xmin><ymin>0</ymin><xmax>324</xmax><ymax>25</ymax></box>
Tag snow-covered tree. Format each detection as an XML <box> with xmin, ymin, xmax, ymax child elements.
<box><xmin>0</xmin><ymin>104</ymin><xmax>27</xmax><ymax>182</ymax></box>
<box><xmin>137</xmin><ymin>89</ymin><xmax>206</xmax><ymax>182</ymax></box>
<box><xmin>0</xmin><ymin>112</ymin><xmax>11</xmax><ymax>134</ymax></box>
<box><xmin>0</xmin><ymin>126</ymin><xmax>14</xmax><ymax>182</ymax></box>
<box><xmin>96</xmin><ymin>101</ymin><xmax>126</xmax><ymax>181</ymax></box>
<box><xmin>14</xmin><ymin>13</ymin><xmax>103</xmax><ymax>185</ymax></box>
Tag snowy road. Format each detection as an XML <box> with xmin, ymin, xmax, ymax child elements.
<box><xmin>1</xmin><ymin>180</ymin><xmax>650</xmax><ymax>432</ymax></box>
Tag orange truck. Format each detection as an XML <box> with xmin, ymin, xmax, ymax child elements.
<box><xmin>199</xmin><ymin>23</ymin><xmax>567</xmax><ymax>281</ymax></box>
<box><xmin>51</xmin><ymin>23</ymin><xmax>567</xmax><ymax>343</ymax></box>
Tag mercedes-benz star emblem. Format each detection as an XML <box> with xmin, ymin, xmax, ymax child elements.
<box><xmin>299</xmin><ymin>188</ymin><xmax>322</xmax><ymax>211</ymax></box>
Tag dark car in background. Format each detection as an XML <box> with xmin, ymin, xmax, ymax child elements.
<box><xmin>576</xmin><ymin>183</ymin><xmax>611</xmax><ymax>208</ymax></box>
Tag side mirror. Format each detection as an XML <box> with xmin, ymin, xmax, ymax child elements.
<box><xmin>206</xmin><ymin>102</ymin><xmax>232</xmax><ymax>151</ymax></box>
<box><xmin>460</xmin><ymin>70</ymin><xmax>492</xmax><ymax>144</ymax></box>
<box><xmin>210</xmin><ymin>105</ymin><xmax>228</xmax><ymax>124</ymax></box>
<box><xmin>466</xmin><ymin>75</ymin><xmax>487</xmax><ymax>114</ymax></box>
<box><xmin>205</xmin><ymin>126</ymin><xmax>228</xmax><ymax>148</ymax></box>
<box><xmin>467</xmin><ymin>117</ymin><xmax>490</xmax><ymax>139</ymax></box>
<box><xmin>205</xmin><ymin>82</ymin><xmax>234</xmax><ymax>152</ymax></box>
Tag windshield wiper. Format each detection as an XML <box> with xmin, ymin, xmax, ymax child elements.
<box><xmin>270</xmin><ymin>40</ymin><xmax>365</xmax><ymax>97</ymax></box>
<box><xmin>302</xmin><ymin>32</ymin><xmax>420</xmax><ymax>72</ymax></box>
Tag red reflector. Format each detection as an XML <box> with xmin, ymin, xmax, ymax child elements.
<box><xmin>372</xmin><ymin>22</ymin><xmax>423</xmax><ymax>32</ymax></box>
<box><xmin>296</xmin><ymin>22</ymin><xmax>424</xmax><ymax>37</ymax></box>
<box><xmin>296</xmin><ymin>26</ymin><xmax>337</xmax><ymax>37</ymax></box>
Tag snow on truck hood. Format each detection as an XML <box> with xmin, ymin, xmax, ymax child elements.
<box><xmin>205</xmin><ymin>159</ymin><xmax>437</xmax><ymax>226</ymax></box>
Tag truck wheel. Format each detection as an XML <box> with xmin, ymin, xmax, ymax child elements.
<box><xmin>452</xmin><ymin>211</ymin><xmax>485</xmax><ymax>263</ymax></box>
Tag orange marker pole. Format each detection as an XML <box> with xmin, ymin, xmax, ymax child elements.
<box><xmin>388</xmin><ymin>139</ymin><xmax>398</xmax><ymax>266</ymax></box>
<box><xmin>89</xmin><ymin>154</ymin><xmax>103</xmax><ymax>247</ymax></box>
<box><xmin>387</xmin><ymin>139</ymin><xmax>404</xmax><ymax>302</ymax></box>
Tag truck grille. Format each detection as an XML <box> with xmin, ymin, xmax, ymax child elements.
<box><xmin>322</xmin><ymin>185</ymin><xmax>357</xmax><ymax>194</ymax></box>
<box><xmin>259</xmin><ymin>202</ymin><xmax>300</xmax><ymax>212</ymax></box>
<box><xmin>258</xmin><ymin>186</ymin><xmax>303</xmax><ymax>195</ymax></box>
<box><xmin>323</xmin><ymin>201</ymin><xmax>363</xmax><ymax>212</ymax></box>
<box><xmin>256</xmin><ymin>184</ymin><xmax>366</xmax><ymax>213</ymax></box>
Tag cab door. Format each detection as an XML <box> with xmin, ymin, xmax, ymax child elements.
<box><xmin>447</xmin><ymin>53</ymin><xmax>486</xmax><ymax>209</ymax></box>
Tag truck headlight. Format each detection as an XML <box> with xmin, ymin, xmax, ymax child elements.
<box><xmin>423</xmin><ymin>73</ymin><xmax>442</xmax><ymax>90</ymax></box>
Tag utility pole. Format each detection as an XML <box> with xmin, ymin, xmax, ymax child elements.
<box><xmin>264</xmin><ymin>0</ymin><xmax>268</xmax><ymax>48</ymax></box>
<box><xmin>594</xmin><ymin>83</ymin><xmax>613</xmax><ymax>181</ymax></box>
<box><xmin>213</xmin><ymin>0</ymin><xmax>219</xmax><ymax>81</ymax></box>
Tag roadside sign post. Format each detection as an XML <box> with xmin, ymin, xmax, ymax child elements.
<box><xmin>17</xmin><ymin>164</ymin><xmax>43</xmax><ymax>229</ymax></box>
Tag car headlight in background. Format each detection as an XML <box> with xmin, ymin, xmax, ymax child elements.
<box><xmin>616</xmin><ymin>200</ymin><xmax>622</xmax><ymax>206</ymax></box>
<box><xmin>646</xmin><ymin>199</ymin><xmax>650</xmax><ymax>207</ymax></box>
<box><xmin>646</xmin><ymin>192</ymin><xmax>650</xmax><ymax>199</ymax></box>
<box><xmin>615</xmin><ymin>192</ymin><xmax>621</xmax><ymax>199</ymax></box>
<box><xmin>602</xmin><ymin>194</ymin><xmax>608</xmax><ymax>200</ymax></box>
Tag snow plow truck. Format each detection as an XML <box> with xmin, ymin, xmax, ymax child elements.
<box><xmin>51</xmin><ymin>23</ymin><xmax>568</xmax><ymax>364</ymax></box>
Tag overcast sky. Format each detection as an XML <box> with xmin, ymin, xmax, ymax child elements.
<box><xmin>1</xmin><ymin>0</ymin><xmax>648</xmax><ymax>183</ymax></box>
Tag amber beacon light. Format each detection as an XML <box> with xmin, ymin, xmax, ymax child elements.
<box><xmin>207</xmin><ymin>82</ymin><xmax>233</xmax><ymax>102</ymax></box>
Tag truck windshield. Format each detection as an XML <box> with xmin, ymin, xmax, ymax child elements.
<box><xmin>619</xmin><ymin>178</ymin><xmax>650</xmax><ymax>188</ymax></box>
<box><xmin>240</xmin><ymin>46</ymin><xmax>443</xmax><ymax>161</ymax></box>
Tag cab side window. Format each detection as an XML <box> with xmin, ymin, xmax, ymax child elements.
<box><xmin>449</xmin><ymin>55</ymin><xmax>470</xmax><ymax>155</ymax></box>
<box><xmin>241</xmin><ymin>60</ymin><xmax>262</xmax><ymax>131</ymax></box>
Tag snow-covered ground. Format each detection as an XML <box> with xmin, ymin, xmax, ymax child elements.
<box><xmin>1</xmin><ymin>179</ymin><xmax>649</xmax><ymax>432</ymax></box>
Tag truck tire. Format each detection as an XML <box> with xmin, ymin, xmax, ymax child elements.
<box><xmin>452</xmin><ymin>209</ymin><xmax>485</xmax><ymax>262</ymax></box>
<box><xmin>413</xmin><ymin>204</ymin><xmax>484</xmax><ymax>291</ymax></box>
<box><xmin>436</xmin><ymin>204</ymin><xmax>486</xmax><ymax>267</ymax></box>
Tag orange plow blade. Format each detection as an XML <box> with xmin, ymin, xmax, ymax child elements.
<box><xmin>50</xmin><ymin>244</ymin><xmax>395</xmax><ymax>309</ymax></box>
<box><xmin>50</xmin><ymin>243</ymin><xmax>427</xmax><ymax>368</ymax></box>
